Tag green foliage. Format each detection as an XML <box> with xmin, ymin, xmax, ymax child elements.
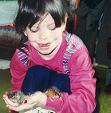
<box><xmin>0</xmin><ymin>69</ymin><xmax>10</xmax><ymax>113</ymax></box>
<box><xmin>99</xmin><ymin>92</ymin><xmax>111</xmax><ymax>113</ymax></box>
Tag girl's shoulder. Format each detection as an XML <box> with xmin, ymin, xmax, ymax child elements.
<box><xmin>12</xmin><ymin>46</ymin><xmax>29</xmax><ymax>67</ymax></box>
<box><xmin>65</xmin><ymin>32</ymin><xmax>86</xmax><ymax>50</ymax></box>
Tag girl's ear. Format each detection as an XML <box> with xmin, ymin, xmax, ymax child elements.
<box><xmin>24</xmin><ymin>30</ymin><xmax>27</xmax><ymax>37</ymax></box>
<box><xmin>61</xmin><ymin>15</ymin><xmax>68</xmax><ymax>31</ymax></box>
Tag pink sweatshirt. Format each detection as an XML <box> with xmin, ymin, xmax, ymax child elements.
<box><xmin>10</xmin><ymin>32</ymin><xmax>96</xmax><ymax>113</ymax></box>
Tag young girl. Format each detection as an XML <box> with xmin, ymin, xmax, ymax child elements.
<box><xmin>3</xmin><ymin>0</ymin><xmax>96</xmax><ymax>113</ymax></box>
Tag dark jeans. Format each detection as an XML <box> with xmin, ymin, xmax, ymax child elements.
<box><xmin>21</xmin><ymin>66</ymin><xmax>71</xmax><ymax>95</ymax></box>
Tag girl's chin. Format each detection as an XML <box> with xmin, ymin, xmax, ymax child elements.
<box><xmin>38</xmin><ymin>51</ymin><xmax>53</xmax><ymax>55</ymax></box>
<box><xmin>38</xmin><ymin>48</ymin><xmax>56</xmax><ymax>56</ymax></box>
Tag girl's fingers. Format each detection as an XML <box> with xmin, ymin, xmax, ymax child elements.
<box><xmin>3</xmin><ymin>93</ymin><xmax>38</xmax><ymax>112</ymax></box>
<box><xmin>7</xmin><ymin>103</ymin><xmax>36</xmax><ymax>112</ymax></box>
<box><xmin>3</xmin><ymin>94</ymin><xmax>19</xmax><ymax>106</ymax></box>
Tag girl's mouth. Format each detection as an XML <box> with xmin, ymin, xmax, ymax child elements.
<box><xmin>38</xmin><ymin>43</ymin><xmax>50</xmax><ymax>48</ymax></box>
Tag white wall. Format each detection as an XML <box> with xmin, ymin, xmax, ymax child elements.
<box><xmin>0</xmin><ymin>1</ymin><xmax>18</xmax><ymax>25</ymax></box>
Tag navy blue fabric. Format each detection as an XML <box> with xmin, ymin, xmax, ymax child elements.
<box><xmin>21</xmin><ymin>66</ymin><xmax>71</xmax><ymax>95</ymax></box>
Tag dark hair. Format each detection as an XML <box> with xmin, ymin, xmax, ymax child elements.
<box><xmin>15</xmin><ymin>0</ymin><xmax>76</xmax><ymax>33</ymax></box>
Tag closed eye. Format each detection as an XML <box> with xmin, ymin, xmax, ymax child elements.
<box><xmin>30</xmin><ymin>25</ymin><xmax>40</xmax><ymax>32</ymax></box>
<box><xmin>47</xmin><ymin>23</ymin><xmax>56</xmax><ymax>30</ymax></box>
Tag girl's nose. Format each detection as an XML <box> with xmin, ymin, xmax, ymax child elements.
<box><xmin>39</xmin><ymin>29</ymin><xmax>48</xmax><ymax>40</ymax></box>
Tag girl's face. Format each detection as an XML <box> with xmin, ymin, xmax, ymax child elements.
<box><xmin>25</xmin><ymin>13</ymin><xmax>66</xmax><ymax>58</ymax></box>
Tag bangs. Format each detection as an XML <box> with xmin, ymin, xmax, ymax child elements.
<box><xmin>45</xmin><ymin>0</ymin><xmax>67</xmax><ymax>27</ymax></box>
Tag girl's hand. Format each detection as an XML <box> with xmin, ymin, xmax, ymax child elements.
<box><xmin>26</xmin><ymin>91</ymin><xmax>47</xmax><ymax>107</ymax></box>
<box><xmin>3</xmin><ymin>91</ymin><xmax>47</xmax><ymax>112</ymax></box>
<box><xmin>3</xmin><ymin>92</ymin><xmax>19</xmax><ymax>107</ymax></box>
